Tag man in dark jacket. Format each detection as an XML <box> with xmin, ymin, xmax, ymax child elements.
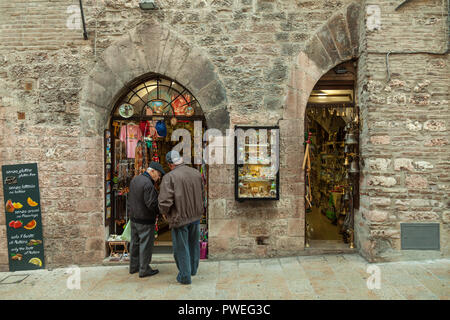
<box><xmin>158</xmin><ymin>150</ymin><xmax>204</xmax><ymax>285</ymax></box>
<box><xmin>128</xmin><ymin>161</ymin><xmax>165</xmax><ymax>278</ymax></box>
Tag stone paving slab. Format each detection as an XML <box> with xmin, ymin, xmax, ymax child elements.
<box><xmin>0</xmin><ymin>255</ymin><xmax>448</xmax><ymax>300</ymax></box>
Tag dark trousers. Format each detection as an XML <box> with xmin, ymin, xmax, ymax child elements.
<box><xmin>130</xmin><ymin>221</ymin><xmax>155</xmax><ymax>276</ymax></box>
<box><xmin>171</xmin><ymin>221</ymin><xmax>200</xmax><ymax>284</ymax></box>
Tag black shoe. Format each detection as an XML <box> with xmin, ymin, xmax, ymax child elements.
<box><xmin>139</xmin><ymin>269</ymin><xmax>159</xmax><ymax>278</ymax></box>
<box><xmin>129</xmin><ymin>269</ymin><xmax>139</xmax><ymax>274</ymax></box>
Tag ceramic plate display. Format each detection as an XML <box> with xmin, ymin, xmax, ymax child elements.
<box><xmin>118</xmin><ymin>103</ymin><xmax>134</xmax><ymax>118</ymax></box>
<box><xmin>149</xmin><ymin>100</ymin><xmax>165</xmax><ymax>115</ymax></box>
<box><xmin>185</xmin><ymin>105</ymin><xmax>194</xmax><ymax>117</ymax></box>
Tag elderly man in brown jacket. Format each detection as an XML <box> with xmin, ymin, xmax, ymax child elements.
<box><xmin>158</xmin><ymin>150</ymin><xmax>204</xmax><ymax>285</ymax></box>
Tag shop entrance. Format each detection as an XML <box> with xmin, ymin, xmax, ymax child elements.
<box><xmin>304</xmin><ymin>61</ymin><xmax>360</xmax><ymax>251</ymax></box>
<box><xmin>104</xmin><ymin>75</ymin><xmax>209</xmax><ymax>261</ymax></box>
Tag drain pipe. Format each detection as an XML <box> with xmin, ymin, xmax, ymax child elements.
<box><xmin>79</xmin><ymin>0</ymin><xmax>88</xmax><ymax>40</ymax></box>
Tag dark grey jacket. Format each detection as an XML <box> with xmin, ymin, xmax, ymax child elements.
<box><xmin>158</xmin><ymin>164</ymin><xmax>204</xmax><ymax>229</ymax></box>
<box><xmin>127</xmin><ymin>172</ymin><xmax>159</xmax><ymax>225</ymax></box>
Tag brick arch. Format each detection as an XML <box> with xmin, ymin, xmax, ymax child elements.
<box><xmin>280</xmin><ymin>2</ymin><xmax>362</xmax><ymax>249</ymax></box>
<box><xmin>79</xmin><ymin>19</ymin><xmax>229</xmax><ymax>137</ymax></box>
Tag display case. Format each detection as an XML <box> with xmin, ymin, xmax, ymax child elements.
<box><xmin>234</xmin><ymin>125</ymin><xmax>280</xmax><ymax>201</ymax></box>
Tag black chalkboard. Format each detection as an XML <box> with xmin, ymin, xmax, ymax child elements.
<box><xmin>2</xmin><ymin>163</ymin><xmax>45</xmax><ymax>271</ymax></box>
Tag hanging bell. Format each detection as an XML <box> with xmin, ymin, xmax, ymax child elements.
<box><xmin>349</xmin><ymin>159</ymin><xmax>359</xmax><ymax>173</ymax></box>
<box><xmin>344</xmin><ymin>156</ymin><xmax>349</xmax><ymax>166</ymax></box>
<box><xmin>343</xmin><ymin>192</ymin><xmax>350</xmax><ymax>201</ymax></box>
<box><xmin>345</xmin><ymin>132</ymin><xmax>358</xmax><ymax>145</ymax></box>
<box><xmin>344</xmin><ymin>145</ymin><xmax>349</xmax><ymax>153</ymax></box>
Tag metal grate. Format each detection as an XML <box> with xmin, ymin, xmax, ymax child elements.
<box><xmin>401</xmin><ymin>223</ymin><xmax>440</xmax><ymax>250</ymax></box>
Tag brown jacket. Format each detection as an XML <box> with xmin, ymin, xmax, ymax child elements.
<box><xmin>158</xmin><ymin>164</ymin><xmax>204</xmax><ymax>228</ymax></box>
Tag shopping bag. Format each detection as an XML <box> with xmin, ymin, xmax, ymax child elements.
<box><xmin>119</xmin><ymin>220</ymin><xmax>131</xmax><ymax>242</ymax></box>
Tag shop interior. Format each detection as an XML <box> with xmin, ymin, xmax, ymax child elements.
<box><xmin>104</xmin><ymin>77</ymin><xmax>209</xmax><ymax>262</ymax></box>
<box><xmin>304</xmin><ymin>61</ymin><xmax>360</xmax><ymax>250</ymax></box>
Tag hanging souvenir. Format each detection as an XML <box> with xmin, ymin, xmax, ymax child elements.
<box><xmin>172</xmin><ymin>94</ymin><xmax>192</xmax><ymax>115</ymax></box>
<box><xmin>139</xmin><ymin>120</ymin><xmax>150</xmax><ymax>136</ymax></box>
<box><xmin>155</xmin><ymin>120</ymin><xmax>167</xmax><ymax>137</ymax></box>
<box><xmin>145</xmin><ymin>105</ymin><xmax>153</xmax><ymax>116</ymax></box>
<box><xmin>170</xmin><ymin>117</ymin><xmax>177</xmax><ymax>127</ymax></box>
<box><xmin>152</xmin><ymin>153</ymin><xmax>160</xmax><ymax>163</ymax></box>
<box><xmin>185</xmin><ymin>105</ymin><xmax>194</xmax><ymax>117</ymax></box>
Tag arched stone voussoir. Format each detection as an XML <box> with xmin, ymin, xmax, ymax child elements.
<box><xmin>303</xmin><ymin>35</ymin><xmax>333</xmax><ymax>76</ymax></box>
<box><xmin>131</xmin><ymin>22</ymin><xmax>164</xmax><ymax>73</ymax></box>
<box><xmin>87</xmin><ymin>57</ymin><xmax>124</xmax><ymax>93</ymax></box>
<box><xmin>302</xmin><ymin>1</ymin><xmax>361</xmax><ymax>75</ymax></box>
<box><xmin>196</xmin><ymin>79</ymin><xmax>227</xmax><ymax>113</ymax></box>
<box><xmin>82</xmin><ymin>79</ymin><xmax>108</xmax><ymax>110</ymax></box>
<box><xmin>100</xmin><ymin>34</ymin><xmax>148</xmax><ymax>86</ymax></box>
<box><xmin>80</xmin><ymin>102</ymin><xmax>110</xmax><ymax>137</ymax></box>
<box><xmin>346</xmin><ymin>2</ymin><xmax>362</xmax><ymax>57</ymax></box>
<box><xmin>156</xmin><ymin>30</ymin><xmax>184</xmax><ymax>78</ymax></box>
<box><xmin>316</xmin><ymin>23</ymin><xmax>341</xmax><ymax>70</ymax></box>
<box><xmin>176</xmin><ymin>47</ymin><xmax>219</xmax><ymax>93</ymax></box>
<box><xmin>164</xmin><ymin>37</ymin><xmax>193</xmax><ymax>83</ymax></box>
<box><xmin>327</xmin><ymin>12</ymin><xmax>353</xmax><ymax>61</ymax></box>
<box><xmin>204</xmin><ymin>105</ymin><xmax>230</xmax><ymax>134</ymax></box>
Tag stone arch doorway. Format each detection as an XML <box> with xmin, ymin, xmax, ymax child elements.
<box><xmin>107</xmin><ymin>74</ymin><xmax>208</xmax><ymax>253</ymax></box>
<box><xmin>281</xmin><ymin>2</ymin><xmax>363</xmax><ymax>254</ymax></box>
<box><xmin>304</xmin><ymin>60</ymin><xmax>359</xmax><ymax>250</ymax></box>
<box><xmin>78</xmin><ymin>20</ymin><xmax>229</xmax><ymax>260</ymax></box>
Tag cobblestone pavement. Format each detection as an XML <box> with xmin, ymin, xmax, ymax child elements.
<box><xmin>0</xmin><ymin>254</ymin><xmax>448</xmax><ymax>300</ymax></box>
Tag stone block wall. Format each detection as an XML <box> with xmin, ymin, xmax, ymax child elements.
<box><xmin>0</xmin><ymin>0</ymin><xmax>448</xmax><ymax>269</ymax></box>
<box><xmin>356</xmin><ymin>0</ymin><xmax>449</xmax><ymax>261</ymax></box>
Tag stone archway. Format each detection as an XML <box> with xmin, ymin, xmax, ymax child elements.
<box><xmin>280</xmin><ymin>2</ymin><xmax>363</xmax><ymax>255</ymax></box>
<box><xmin>79</xmin><ymin>19</ymin><xmax>229</xmax><ymax>137</ymax></box>
<box><xmin>77</xmin><ymin>20</ymin><xmax>229</xmax><ymax>260</ymax></box>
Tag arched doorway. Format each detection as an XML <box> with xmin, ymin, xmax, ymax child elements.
<box><xmin>304</xmin><ymin>60</ymin><xmax>360</xmax><ymax>251</ymax></box>
<box><xmin>79</xmin><ymin>20</ymin><xmax>229</xmax><ymax>262</ymax></box>
<box><xmin>104</xmin><ymin>75</ymin><xmax>209</xmax><ymax>260</ymax></box>
<box><xmin>281</xmin><ymin>1</ymin><xmax>363</xmax><ymax>255</ymax></box>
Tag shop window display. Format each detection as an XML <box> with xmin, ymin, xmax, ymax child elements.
<box><xmin>105</xmin><ymin>77</ymin><xmax>209</xmax><ymax>261</ymax></box>
<box><xmin>234</xmin><ymin>126</ymin><xmax>280</xmax><ymax>201</ymax></box>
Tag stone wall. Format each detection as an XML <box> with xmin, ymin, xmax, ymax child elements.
<box><xmin>0</xmin><ymin>0</ymin><xmax>448</xmax><ymax>269</ymax></box>
<box><xmin>356</xmin><ymin>0</ymin><xmax>449</xmax><ymax>261</ymax></box>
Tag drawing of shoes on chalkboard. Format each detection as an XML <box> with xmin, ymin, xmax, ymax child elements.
<box><xmin>27</xmin><ymin>197</ymin><xmax>38</xmax><ymax>207</ymax></box>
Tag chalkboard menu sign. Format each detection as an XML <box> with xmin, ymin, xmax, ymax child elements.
<box><xmin>2</xmin><ymin>163</ymin><xmax>45</xmax><ymax>271</ymax></box>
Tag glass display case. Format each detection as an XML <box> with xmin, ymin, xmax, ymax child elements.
<box><xmin>234</xmin><ymin>126</ymin><xmax>280</xmax><ymax>201</ymax></box>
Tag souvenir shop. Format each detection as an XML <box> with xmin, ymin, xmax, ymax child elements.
<box><xmin>104</xmin><ymin>76</ymin><xmax>209</xmax><ymax>261</ymax></box>
<box><xmin>303</xmin><ymin>61</ymin><xmax>360</xmax><ymax>249</ymax></box>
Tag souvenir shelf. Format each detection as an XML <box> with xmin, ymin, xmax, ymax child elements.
<box><xmin>234</xmin><ymin>125</ymin><xmax>280</xmax><ymax>201</ymax></box>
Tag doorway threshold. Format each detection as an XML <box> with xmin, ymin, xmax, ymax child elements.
<box><xmin>303</xmin><ymin>240</ymin><xmax>356</xmax><ymax>255</ymax></box>
<box><xmin>102</xmin><ymin>253</ymin><xmax>175</xmax><ymax>266</ymax></box>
